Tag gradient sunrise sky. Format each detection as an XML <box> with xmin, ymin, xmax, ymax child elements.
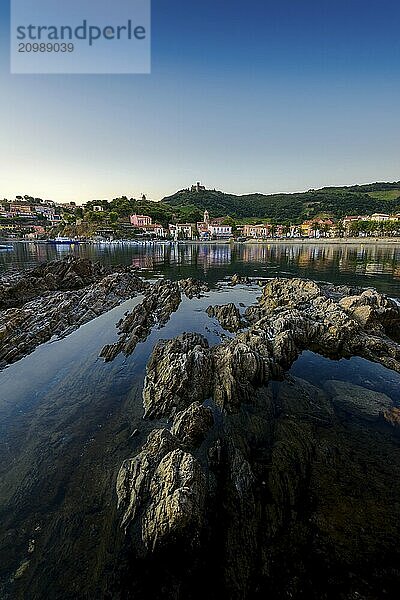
<box><xmin>0</xmin><ymin>0</ymin><xmax>400</xmax><ymax>203</ymax></box>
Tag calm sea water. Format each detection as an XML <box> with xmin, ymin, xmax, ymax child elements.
<box><xmin>0</xmin><ymin>241</ymin><xmax>399</xmax><ymax>597</ymax></box>
<box><xmin>0</xmin><ymin>240</ymin><xmax>399</xmax><ymax>295</ymax></box>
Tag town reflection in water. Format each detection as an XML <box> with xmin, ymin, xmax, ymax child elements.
<box><xmin>1</xmin><ymin>241</ymin><xmax>399</xmax><ymax>295</ymax></box>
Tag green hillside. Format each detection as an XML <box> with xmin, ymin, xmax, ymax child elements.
<box><xmin>162</xmin><ymin>182</ymin><xmax>400</xmax><ymax>223</ymax></box>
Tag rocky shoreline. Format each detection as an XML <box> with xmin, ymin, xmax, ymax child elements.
<box><xmin>0</xmin><ymin>257</ymin><xmax>148</xmax><ymax>368</ymax></box>
<box><xmin>115</xmin><ymin>276</ymin><xmax>400</xmax><ymax>599</ymax></box>
<box><xmin>2</xmin><ymin>262</ymin><xmax>400</xmax><ymax>599</ymax></box>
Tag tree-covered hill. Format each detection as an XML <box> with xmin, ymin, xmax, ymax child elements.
<box><xmin>162</xmin><ymin>182</ymin><xmax>400</xmax><ymax>222</ymax></box>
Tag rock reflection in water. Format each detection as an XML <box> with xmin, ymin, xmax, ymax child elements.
<box><xmin>0</xmin><ymin>274</ymin><xmax>400</xmax><ymax>599</ymax></box>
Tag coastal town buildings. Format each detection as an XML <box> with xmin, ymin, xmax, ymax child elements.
<box><xmin>2</xmin><ymin>190</ymin><xmax>400</xmax><ymax>242</ymax></box>
<box><xmin>370</xmin><ymin>213</ymin><xmax>390</xmax><ymax>222</ymax></box>
<box><xmin>141</xmin><ymin>223</ymin><xmax>167</xmax><ymax>237</ymax></box>
<box><xmin>300</xmin><ymin>218</ymin><xmax>335</xmax><ymax>237</ymax></box>
<box><xmin>10</xmin><ymin>202</ymin><xmax>36</xmax><ymax>217</ymax></box>
<box><xmin>128</xmin><ymin>214</ymin><xmax>167</xmax><ymax>237</ymax></box>
<box><xmin>0</xmin><ymin>197</ymin><xmax>65</xmax><ymax>239</ymax></box>
<box><xmin>172</xmin><ymin>223</ymin><xmax>197</xmax><ymax>239</ymax></box>
<box><xmin>196</xmin><ymin>210</ymin><xmax>233</xmax><ymax>239</ymax></box>
<box><xmin>243</xmin><ymin>224</ymin><xmax>272</xmax><ymax>238</ymax></box>
<box><xmin>130</xmin><ymin>214</ymin><xmax>153</xmax><ymax>227</ymax></box>
<box><xmin>208</xmin><ymin>223</ymin><xmax>233</xmax><ymax>238</ymax></box>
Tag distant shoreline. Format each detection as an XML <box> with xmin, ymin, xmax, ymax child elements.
<box><xmin>241</xmin><ymin>237</ymin><xmax>400</xmax><ymax>246</ymax></box>
<box><xmin>1</xmin><ymin>237</ymin><xmax>399</xmax><ymax>246</ymax></box>
<box><xmin>185</xmin><ymin>237</ymin><xmax>400</xmax><ymax>246</ymax></box>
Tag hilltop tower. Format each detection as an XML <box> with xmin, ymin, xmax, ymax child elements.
<box><xmin>191</xmin><ymin>181</ymin><xmax>206</xmax><ymax>193</ymax></box>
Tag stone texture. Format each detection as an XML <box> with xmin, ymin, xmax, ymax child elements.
<box><xmin>171</xmin><ymin>402</ymin><xmax>214</xmax><ymax>448</ymax></box>
<box><xmin>142</xmin><ymin>449</ymin><xmax>206</xmax><ymax>551</ymax></box>
<box><xmin>100</xmin><ymin>279</ymin><xmax>182</xmax><ymax>361</ymax></box>
<box><xmin>206</xmin><ymin>303</ymin><xmax>246</xmax><ymax>332</ymax></box>
<box><xmin>324</xmin><ymin>380</ymin><xmax>393</xmax><ymax>420</ymax></box>
<box><xmin>383</xmin><ymin>407</ymin><xmax>400</xmax><ymax>428</ymax></box>
<box><xmin>0</xmin><ymin>259</ymin><xmax>147</xmax><ymax>367</ymax></box>
<box><xmin>116</xmin><ymin>426</ymin><xmax>208</xmax><ymax>554</ymax></box>
<box><xmin>143</xmin><ymin>333</ymin><xmax>212</xmax><ymax>419</ymax></box>
<box><xmin>114</xmin><ymin>277</ymin><xmax>400</xmax><ymax>599</ymax></box>
<box><xmin>231</xmin><ymin>274</ymin><xmax>251</xmax><ymax>286</ymax></box>
<box><xmin>0</xmin><ymin>256</ymin><xmax>112</xmax><ymax>310</ymax></box>
<box><xmin>116</xmin><ymin>428</ymin><xmax>179</xmax><ymax>531</ymax></box>
<box><xmin>178</xmin><ymin>278</ymin><xmax>209</xmax><ymax>299</ymax></box>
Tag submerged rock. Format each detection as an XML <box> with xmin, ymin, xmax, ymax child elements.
<box><xmin>324</xmin><ymin>380</ymin><xmax>393</xmax><ymax>420</ymax></box>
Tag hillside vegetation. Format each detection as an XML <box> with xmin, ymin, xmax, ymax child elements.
<box><xmin>162</xmin><ymin>181</ymin><xmax>400</xmax><ymax>222</ymax></box>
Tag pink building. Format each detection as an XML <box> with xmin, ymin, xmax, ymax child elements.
<box><xmin>130</xmin><ymin>214</ymin><xmax>152</xmax><ymax>227</ymax></box>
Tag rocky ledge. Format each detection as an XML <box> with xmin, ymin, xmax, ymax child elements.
<box><xmin>0</xmin><ymin>257</ymin><xmax>148</xmax><ymax>367</ymax></box>
<box><xmin>100</xmin><ymin>278</ymin><xmax>209</xmax><ymax>362</ymax></box>
<box><xmin>0</xmin><ymin>256</ymin><xmax>112</xmax><ymax>309</ymax></box>
<box><xmin>206</xmin><ymin>302</ymin><xmax>246</xmax><ymax>333</ymax></box>
<box><xmin>116</xmin><ymin>277</ymin><xmax>400</xmax><ymax>599</ymax></box>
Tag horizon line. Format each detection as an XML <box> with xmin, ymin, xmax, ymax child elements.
<box><xmin>2</xmin><ymin>177</ymin><xmax>400</xmax><ymax>205</ymax></box>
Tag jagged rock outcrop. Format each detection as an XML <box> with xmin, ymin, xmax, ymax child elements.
<box><xmin>100</xmin><ymin>279</ymin><xmax>182</xmax><ymax>362</ymax></box>
<box><xmin>115</xmin><ymin>277</ymin><xmax>400</xmax><ymax>600</ymax></box>
<box><xmin>207</xmin><ymin>303</ymin><xmax>246</xmax><ymax>333</ymax></box>
<box><xmin>140</xmin><ymin>279</ymin><xmax>400</xmax><ymax>416</ymax></box>
<box><xmin>0</xmin><ymin>256</ymin><xmax>112</xmax><ymax>310</ymax></box>
<box><xmin>244</xmin><ymin>278</ymin><xmax>400</xmax><ymax>375</ymax></box>
<box><xmin>117</xmin><ymin>428</ymin><xmax>180</xmax><ymax>531</ymax></box>
<box><xmin>383</xmin><ymin>406</ymin><xmax>400</xmax><ymax>428</ymax></box>
<box><xmin>171</xmin><ymin>402</ymin><xmax>214</xmax><ymax>448</ymax></box>
<box><xmin>339</xmin><ymin>288</ymin><xmax>400</xmax><ymax>338</ymax></box>
<box><xmin>143</xmin><ymin>333</ymin><xmax>212</xmax><ymax>419</ymax></box>
<box><xmin>231</xmin><ymin>273</ymin><xmax>251</xmax><ymax>286</ymax></box>
<box><xmin>117</xmin><ymin>408</ymin><xmax>213</xmax><ymax>553</ymax></box>
<box><xmin>178</xmin><ymin>278</ymin><xmax>209</xmax><ymax>299</ymax></box>
<box><xmin>0</xmin><ymin>259</ymin><xmax>147</xmax><ymax>367</ymax></box>
<box><xmin>245</xmin><ymin>277</ymin><xmax>322</xmax><ymax>322</ymax></box>
<box><xmin>142</xmin><ymin>448</ymin><xmax>207</xmax><ymax>551</ymax></box>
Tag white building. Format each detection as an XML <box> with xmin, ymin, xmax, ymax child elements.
<box><xmin>171</xmin><ymin>223</ymin><xmax>196</xmax><ymax>239</ymax></box>
<box><xmin>208</xmin><ymin>224</ymin><xmax>232</xmax><ymax>238</ymax></box>
<box><xmin>34</xmin><ymin>206</ymin><xmax>56</xmax><ymax>218</ymax></box>
<box><xmin>243</xmin><ymin>224</ymin><xmax>271</xmax><ymax>238</ymax></box>
<box><xmin>371</xmin><ymin>213</ymin><xmax>390</xmax><ymax>222</ymax></box>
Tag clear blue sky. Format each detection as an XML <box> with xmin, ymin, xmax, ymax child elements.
<box><xmin>1</xmin><ymin>0</ymin><xmax>400</xmax><ymax>203</ymax></box>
